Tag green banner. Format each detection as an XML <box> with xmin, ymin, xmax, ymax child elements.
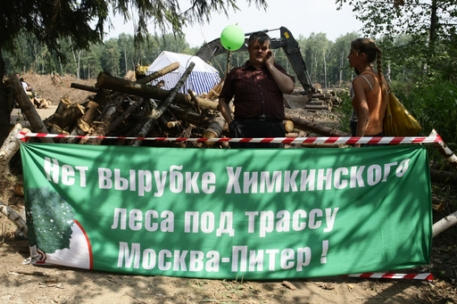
<box><xmin>20</xmin><ymin>143</ymin><xmax>431</xmax><ymax>279</ymax></box>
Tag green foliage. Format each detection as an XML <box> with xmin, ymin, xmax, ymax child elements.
<box><xmin>391</xmin><ymin>79</ymin><xmax>457</xmax><ymax>144</ymax></box>
<box><xmin>337</xmin><ymin>0</ymin><xmax>457</xmax><ymax>81</ymax></box>
<box><xmin>335</xmin><ymin>90</ymin><xmax>353</xmax><ymax>134</ymax></box>
<box><xmin>26</xmin><ymin>187</ymin><xmax>75</xmax><ymax>253</ymax></box>
<box><xmin>0</xmin><ymin>0</ymin><xmax>268</xmax><ymax>145</ymax></box>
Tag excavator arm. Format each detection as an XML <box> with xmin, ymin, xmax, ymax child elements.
<box><xmin>195</xmin><ymin>26</ymin><xmax>315</xmax><ymax>94</ymax></box>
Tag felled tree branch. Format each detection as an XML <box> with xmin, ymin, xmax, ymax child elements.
<box><xmin>0</xmin><ymin>201</ymin><xmax>27</xmax><ymax>237</ymax></box>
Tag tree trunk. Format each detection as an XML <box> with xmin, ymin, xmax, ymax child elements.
<box><xmin>95</xmin><ymin>72</ymin><xmax>192</xmax><ymax>107</ymax></box>
<box><xmin>70</xmin><ymin>83</ymin><xmax>99</xmax><ymax>93</ymax></box>
<box><xmin>323</xmin><ymin>51</ymin><xmax>327</xmax><ymax>88</ymax></box>
<box><xmin>339</xmin><ymin>52</ymin><xmax>343</xmax><ymax>84</ymax></box>
<box><xmin>124</xmin><ymin>47</ymin><xmax>128</xmax><ymax>76</ymax></box>
<box><xmin>430</xmin><ymin>169</ymin><xmax>457</xmax><ymax>185</ymax></box>
<box><xmin>0</xmin><ymin>124</ymin><xmax>23</xmax><ymax>176</ymax></box>
<box><xmin>5</xmin><ymin>75</ymin><xmax>53</xmax><ymax>143</ymax></box>
<box><xmin>203</xmin><ymin>113</ymin><xmax>226</xmax><ymax>147</ymax></box>
<box><xmin>95</xmin><ymin>71</ymin><xmax>219</xmax><ymax>112</ymax></box>
<box><xmin>285</xmin><ymin>112</ymin><xmax>350</xmax><ymax>137</ymax></box>
<box><xmin>136</xmin><ymin>62</ymin><xmax>180</xmax><ymax>85</ymax></box>
<box><xmin>433</xmin><ymin>210</ymin><xmax>457</xmax><ymax>238</ymax></box>
<box><xmin>431</xmin><ymin>129</ymin><xmax>457</xmax><ymax>172</ymax></box>
<box><xmin>56</xmin><ymin>98</ymin><xmax>73</xmax><ymax>114</ymax></box>
<box><xmin>47</xmin><ymin>103</ymin><xmax>85</xmax><ymax>130</ymax></box>
<box><xmin>0</xmin><ymin>50</ymin><xmax>13</xmax><ymax>146</ymax></box>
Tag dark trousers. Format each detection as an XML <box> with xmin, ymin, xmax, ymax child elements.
<box><xmin>350</xmin><ymin>120</ymin><xmax>358</xmax><ymax>136</ymax></box>
<box><xmin>229</xmin><ymin>119</ymin><xmax>285</xmax><ymax>148</ymax></box>
<box><xmin>351</xmin><ymin>121</ymin><xmax>385</xmax><ymax>147</ymax></box>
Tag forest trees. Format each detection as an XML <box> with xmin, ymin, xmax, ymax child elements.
<box><xmin>336</xmin><ymin>0</ymin><xmax>457</xmax><ymax>144</ymax></box>
<box><xmin>336</xmin><ymin>0</ymin><xmax>457</xmax><ymax>81</ymax></box>
<box><xmin>0</xmin><ymin>0</ymin><xmax>268</xmax><ymax>145</ymax></box>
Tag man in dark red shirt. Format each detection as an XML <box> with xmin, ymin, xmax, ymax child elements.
<box><xmin>218</xmin><ymin>31</ymin><xmax>295</xmax><ymax>148</ymax></box>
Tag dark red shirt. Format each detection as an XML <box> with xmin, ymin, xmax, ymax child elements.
<box><xmin>219</xmin><ymin>61</ymin><xmax>295</xmax><ymax>120</ymax></box>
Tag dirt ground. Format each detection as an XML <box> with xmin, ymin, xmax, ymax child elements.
<box><xmin>1</xmin><ymin>74</ymin><xmax>457</xmax><ymax>304</ymax></box>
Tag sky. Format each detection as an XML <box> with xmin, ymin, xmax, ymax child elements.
<box><xmin>108</xmin><ymin>0</ymin><xmax>363</xmax><ymax>47</ymax></box>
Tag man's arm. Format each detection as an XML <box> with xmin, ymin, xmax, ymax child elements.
<box><xmin>218</xmin><ymin>97</ymin><xmax>233</xmax><ymax>124</ymax></box>
<box><xmin>266</xmin><ymin>52</ymin><xmax>295</xmax><ymax>94</ymax></box>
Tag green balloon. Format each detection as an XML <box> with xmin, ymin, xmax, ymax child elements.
<box><xmin>220</xmin><ymin>25</ymin><xmax>245</xmax><ymax>51</ymax></box>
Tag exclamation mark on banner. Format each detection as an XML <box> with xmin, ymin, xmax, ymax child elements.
<box><xmin>321</xmin><ymin>240</ymin><xmax>329</xmax><ymax>264</ymax></box>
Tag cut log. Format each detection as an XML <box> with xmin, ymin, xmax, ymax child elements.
<box><xmin>49</xmin><ymin>124</ymin><xmax>68</xmax><ymax>135</ymax></box>
<box><xmin>168</xmin><ymin>105</ymin><xmax>212</xmax><ymax>126</ymax></box>
<box><xmin>433</xmin><ymin>210</ymin><xmax>457</xmax><ymax>238</ymax></box>
<box><xmin>49</xmin><ymin>124</ymin><xmax>69</xmax><ymax>143</ymax></box>
<box><xmin>203</xmin><ymin>113</ymin><xmax>226</xmax><ymax>147</ymax></box>
<box><xmin>124</xmin><ymin>70</ymin><xmax>136</xmax><ymax>81</ymax></box>
<box><xmin>55</xmin><ymin>98</ymin><xmax>73</xmax><ymax>115</ymax></box>
<box><xmin>46</xmin><ymin>102</ymin><xmax>84</xmax><ymax>131</ymax></box>
<box><xmin>206</xmin><ymin>79</ymin><xmax>224</xmax><ymax>100</ymax></box>
<box><xmin>194</xmin><ymin>97</ymin><xmax>218</xmax><ymax>110</ymax></box>
<box><xmin>136</xmin><ymin>62</ymin><xmax>180</xmax><ymax>85</ymax></box>
<box><xmin>81</xmin><ymin>100</ymin><xmax>100</xmax><ymax>122</ymax></box>
<box><xmin>70</xmin><ymin>83</ymin><xmax>99</xmax><ymax>93</ymax></box>
<box><xmin>188</xmin><ymin>90</ymin><xmax>201</xmax><ymax>113</ymax></box>
<box><xmin>109</xmin><ymin>97</ymin><xmax>145</xmax><ymax>132</ymax></box>
<box><xmin>289</xmin><ymin>130</ymin><xmax>308</xmax><ymax>138</ymax></box>
<box><xmin>65</xmin><ymin>101</ymin><xmax>100</xmax><ymax>144</ymax></box>
<box><xmin>430</xmin><ymin>129</ymin><xmax>457</xmax><ymax>172</ymax></box>
<box><xmin>283</xmin><ymin>120</ymin><xmax>294</xmax><ymax>133</ymax></box>
<box><xmin>96</xmin><ymin>72</ymin><xmax>192</xmax><ymax>106</ymax></box>
<box><xmin>304</xmin><ymin>104</ymin><xmax>332</xmax><ymax>111</ymax></box>
<box><xmin>61</xmin><ymin>103</ymin><xmax>85</xmax><ymax>130</ymax></box>
<box><xmin>39</xmin><ymin>99</ymin><xmax>51</xmax><ymax>109</ymax></box>
<box><xmin>5</xmin><ymin>75</ymin><xmax>53</xmax><ymax>143</ymax></box>
<box><xmin>77</xmin><ymin>119</ymin><xmax>91</xmax><ymax>132</ymax></box>
<box><xmin>42</xmin><ymin>98</ymin><xmax>71</xmax><ymax>127</ymax></box>
<box><xmin>132</xmin><ymin>62</ymin><xmax>196</xmax><ymax>146</ymax></box>
<box><xmin>95</xmin><ymin>72</ymin><xmax>219</xmax><ymax>111</ymax></box>
<box><xmin>430</xmin><ymin>168</ymin><xmax>457</xmax><ymax>185</ymax></box>
<box><xmin>70</xmin><ymin>63</ymin><xmax>180</xmax><ymax>96</ymax></box>
<box><xmin>286</xmin><ymin>132</ymin><xmax>299</xmax><ymax>138</ymax></box>
<box><xmin>285</xmin><ymin>112</ymin><xmax>350</xmax><ymax>137</ymax></box>
<box><xmin>0</xmin><ymin>124</ymin><xmax>23</xmax><ymax>176</ymax></box>
<box><xmin>80</xmin><ymin>95</ymin><xmax>124</xmax><ymax>145</ymax></box>
<box><xmin>308</xmin><ymin>100</ymin><xmax>324</xmax><ymax>106</ymax></box>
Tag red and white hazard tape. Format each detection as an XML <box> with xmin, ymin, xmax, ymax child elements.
<box><xmin>346</xmin><ymin>272</ymin><xmax>433</xmax><ymax>281</ymax></box>
<box><xmin>16</xmin><ymin>132</ymin><xmax>443</xmax><ymax>145</ymax></box>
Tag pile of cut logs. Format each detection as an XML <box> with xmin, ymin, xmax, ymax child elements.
<box><xmin>284</xmin><ymin>90</ymin><xmax>342</xmax><ymax>112</ymax></box>
<box><xmin>12</xmin><ymin>62</ymin><xmax>350</xmax><ymax>148</ymax></box>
